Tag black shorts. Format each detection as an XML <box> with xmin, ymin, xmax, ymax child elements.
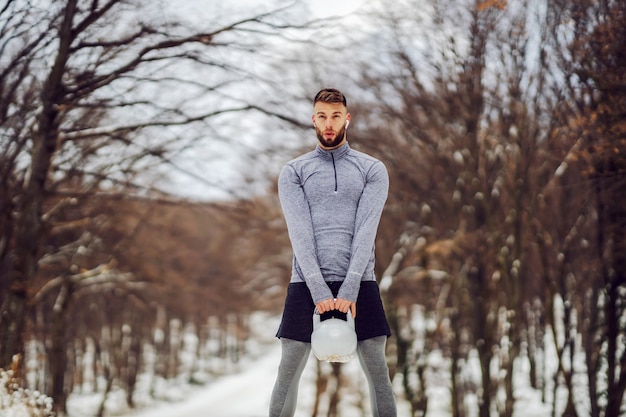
<box><xmin>275</xmin><ymin>281</ymin><xmax>392</xmax><ymax>343</ymax></box>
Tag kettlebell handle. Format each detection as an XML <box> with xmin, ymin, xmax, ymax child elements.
<box><xmin>313</xmin><ymin>308</ymin><xmax>355</xmax><ymax>330</ymax></box>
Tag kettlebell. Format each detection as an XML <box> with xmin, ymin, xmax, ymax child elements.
<box><xmin>311</xmin><ymin>309</ymin><xmax>357</xmax><ymax>363</ymax></box>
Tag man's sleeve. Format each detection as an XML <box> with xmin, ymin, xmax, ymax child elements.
<box><xmin>338</xmin><ymin>160</ymin><xmax>389</xmax><ymax>302</ymax></box>
<box><xmin>278</xmin><ymin>164</ymin><xmax>333</xmax><ymax>304</ymax></box>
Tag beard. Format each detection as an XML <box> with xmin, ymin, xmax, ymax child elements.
<box><xmin>316</xmin><ymin>125</ymin><xmax>347</xmax><ymax>149</ymax></box>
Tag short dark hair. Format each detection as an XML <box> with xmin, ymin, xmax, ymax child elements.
<box><xmin>313</xmin><ymin>88</ymin><xmax>347</xmax><ymax>107</ymax></box>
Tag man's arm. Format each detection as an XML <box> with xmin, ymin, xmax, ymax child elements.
<box><xmin>278</xmin><ymin>164</ymin><xmax>334</xmax><ymax>305</ymax></box>
<box><xmin>337</xmin><ymin>160</ymin><xmax>389</xmax><ymax>303</ymax></box>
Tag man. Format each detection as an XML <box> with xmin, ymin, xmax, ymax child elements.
<box><xmin>270</xmin><ymin>88</ymin><xmax>397</xmax><ymax>417</ymax></box>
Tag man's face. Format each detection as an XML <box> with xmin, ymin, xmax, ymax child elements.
<box><xmin>312</xmin><ymin>102</ymin><xmax>350</xmax><ymax>150</ymax></box>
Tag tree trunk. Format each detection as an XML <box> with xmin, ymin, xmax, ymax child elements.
<box><xmin>477</xmin><ymin>343</ymin><xmax>493</xmax><ymax>417</ymax></box>
<box><xmin>312</xmin><ymin>360</ymin><xmax>327</xmax><ymax>417</ymax></box>
<box><xmin>327</xmin><ymin>363</ymin><xmax>341</xmax><ymax>417</ymax></box>
<box><xmin>125</xmin><ymin>325</ymin><xmax>142</xmax><ymax>408</ymax></box>
<box><xmin>50</xmin><ymin>281</ymin><xmax>73</xmax><ymax>416</ymax></box>
<box><xmin>0</xmin><ymin>0</ymin><xmax>77</xmax><ymax>370</ymax></box>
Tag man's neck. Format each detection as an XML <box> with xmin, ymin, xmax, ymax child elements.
<box><xmin>319</xmin><ymin>139</ymin><xmax>347</xmax><ymax>151</ymax></box>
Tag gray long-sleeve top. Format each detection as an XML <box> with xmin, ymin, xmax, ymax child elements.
<box><xmin>278</xmin><ymin>142</ymin><xmax>389</xmax><ymax>305</ymax></box>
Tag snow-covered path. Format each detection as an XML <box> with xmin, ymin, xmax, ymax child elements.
<box><xmin>127</xmin><ymin>344</ymin><xmax>281</xmax><ymax>417</ymax></box>
<box><xmin>68</xmin><ymin>338</ymin><xmax>550</xmax><ymax>417</ymax></box>
<box><xmin>118</xmin><ymin>341</ymin><xmax>337</xmax><ymax>417</ymax></box>
<box><xmin>116</xmin><ymin>341</ymin><xmax>394</xmax><ymax>417</ymax></box>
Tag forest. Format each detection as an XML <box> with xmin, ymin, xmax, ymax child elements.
<box><xmin>1</xmin><ymin>0</ymin><xmax>625</xmax><ymax>416</ymax></box>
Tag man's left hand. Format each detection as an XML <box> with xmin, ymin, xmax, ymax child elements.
<box><xmin>334</xmin><ymin>298</ymin><xmax>356</xmax><ymax>318</ymax></box>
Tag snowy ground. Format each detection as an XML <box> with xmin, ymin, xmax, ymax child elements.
<box><xmin>67</xmin><ymin>339</ymin><xmax>551</xmax><ymax>417</ymax></box>
<box><xmin>115</xmin><ymin>344</ymin><xmax>282</xmax><ymax>417</ymax></box>
<box><xmin>61</xmin><ymin>312</ymin><xmax>554</xmax><ymax>417</ymax></box>
<box><xmin>69</xmin><ymin>341</ymin><xmax>401</xmax><ymax>417</ymax></box>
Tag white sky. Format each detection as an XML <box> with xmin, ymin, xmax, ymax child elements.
<box><xmin>310</xmin><ymin>0</ymin><xmax>363</xmax><ymax>17</ymax></box>
<box><xmin>153</xmin><ymin>0</ymin><xmax>373</xmax><ymax>202</ymax></box>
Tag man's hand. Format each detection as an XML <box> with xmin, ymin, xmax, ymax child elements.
<box><xmin>316</xmin><ymin>298</ymin><xmax>356</xmax><ymax>318</ymax></box>
<box><xmin>316</xmin><ymin>298</ymin><xmax>336</xmax><ymax>314</ymax></box>
<box><xmin>334</xmin><ymin>298</ymin><xmax>357</xmax><ymax>318</ymax></box>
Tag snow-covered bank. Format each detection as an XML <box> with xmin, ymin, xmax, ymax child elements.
<box><xmin>116</xmin><ymin>345</ymin><xmax>280</xmax><ymax>417</ymax></box>
<box><xmin>67</xmin><ymin>339</ymin><xmax>551</xmax><ymax>417</ymax></box>
<box><xmin>67</xmin><ymin>339</ymin><xmax>409</xmax><ymax>417</ymax></box>
<box><xmin>62</xmin><ymin>312</ymin><xmax>552</xmax><ymax>417</ymax></box>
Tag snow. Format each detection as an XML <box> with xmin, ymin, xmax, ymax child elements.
<box><xmin>68</xmin><ymin>341</ymin><xmax>387</xmax><ymax>417</ymax></box>
<box><xmin>117</xmin><ymin>347</ymin><xmax>280</xmax><ymax>417</ymax></box>
<box><xmin>65</xmin><ymin>340</ymin><xmax>551</xmax><ymax>417</ymax></box>
<box><xmin>0</xmin><ymin>313</ymin><xmax>556</xmax><ymax>417</ymax></box>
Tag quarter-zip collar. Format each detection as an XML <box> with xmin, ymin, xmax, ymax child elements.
<box><xmin>316</xmin><ymin>143</ymin><xmax>349</xmax><ymax>192</ymax></box>
<box><xmin>315</xmin><ymin>142</ymin><xmax>350</xmax><ymax>161</ymax></box>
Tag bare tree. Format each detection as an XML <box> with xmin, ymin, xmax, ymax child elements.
<box><xmin>543</xmin><ymin>1</ymin><xmax>626</xmax><ymax>416</ymax></box>
<box><xmin>0</xmin><ymin>0</ymin><xmax>322</xmax><ymax>413</ymax></box>
<box><xmin>346</xmin><ymin>1</ymin><xmax>602</xmax><ymax>416</ymax></box>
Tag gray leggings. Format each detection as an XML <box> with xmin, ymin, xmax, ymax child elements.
<box><xmin>269</xmin><ymin>336</ymin><xmax>397</xmax><ymax>417</ymax></box>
